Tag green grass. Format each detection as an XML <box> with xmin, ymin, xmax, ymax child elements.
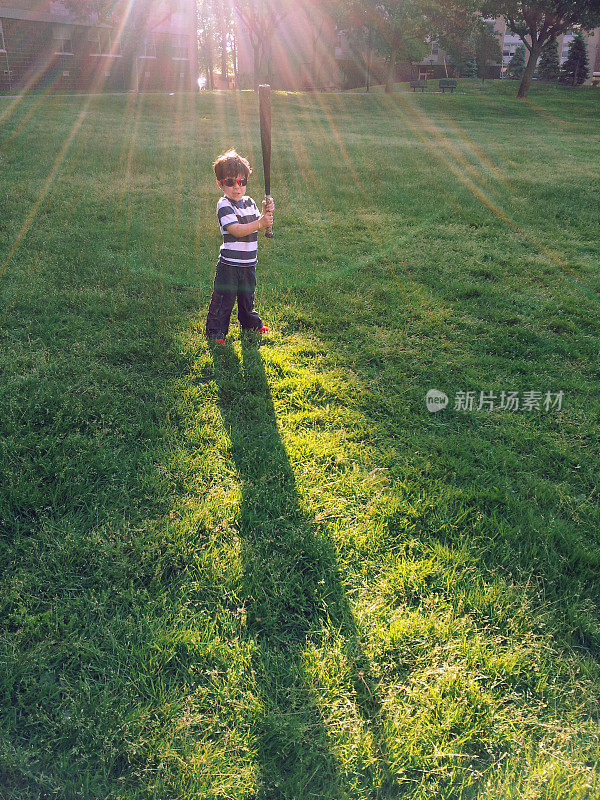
<box><xmin>1</xmin><ymin>81</ymin><xmax>599</xmax><ymax>799</ymax></box>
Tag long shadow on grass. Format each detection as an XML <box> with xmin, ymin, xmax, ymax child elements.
<box><xmin>211</xmin><ymin>337</ymin><xmax>396</xmax><ymax>799</ymax></box>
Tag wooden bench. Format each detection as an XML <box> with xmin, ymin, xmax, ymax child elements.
<box><xmin>439</xmin><ymin>79</ymin><xmax>458</xmax><ymax>93</ymax></box>
<box><xmin>409</xmin><ymin>80</ymin><xmax>427</xmax><ymax>92</ymax></box>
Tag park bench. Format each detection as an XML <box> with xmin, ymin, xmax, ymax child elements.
<box><xmin>439</xmin><ymin>78</ymin><xmax>458</xmax><ymax>93</ymax></box>
<box><xmin>409</xmin><ymin>80</ymin><xmax>427</xmax><ymax>92</ymax></box>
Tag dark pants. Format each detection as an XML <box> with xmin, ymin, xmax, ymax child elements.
<box><xmin>205</xmin><ymin>260</ymin><xmax>263</xmax><ymax>339</ymax></box>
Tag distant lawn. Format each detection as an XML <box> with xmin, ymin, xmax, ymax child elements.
<box><xmin>1</xmin><ymin>83</ymin><xmax>599</xmax><ymax>800</ymax></box>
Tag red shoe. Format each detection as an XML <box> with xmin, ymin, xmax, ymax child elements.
<box><xmin>257</xmin><ymin>326</ymin><xmax>271</xmax><ymax>335</ymax></box>
<box><xmin>216</xmin><ymin>338</ymin><xmax>226</xmax><ymax>345</ymax></box>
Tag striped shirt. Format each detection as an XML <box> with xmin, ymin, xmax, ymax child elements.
<box><xmin>217</xmin><ymin>195</ymin><xmax>259</xmax><ymax>267</ymax></box>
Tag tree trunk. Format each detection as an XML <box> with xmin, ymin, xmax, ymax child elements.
<box><xmin>220</xmin><ymin>18</ymin><xmax>228</xmax><ymax>81</ymax></box>
<box><xmin>232</xmin><ymin>33</ymin><xmax>238</xmax><ymax>88</ymax></box>
<box><xmin>517</xmin><ymin>44</ymin><xmax>541</xmax><ymax>98</ymax></box>
<box><xmin>253</xmin><ymin>43</ymin><xmax>261</xmax><ymax>89</ymax></box>
<box><xmin>385</xmin><ymin>52</ymin><xmax>396</xmax><ymax>93</ymax></box>
<box><xmin>366</xmin><ymin>29</ymin><xmax>372</xmax><ymax>92</ymax></box>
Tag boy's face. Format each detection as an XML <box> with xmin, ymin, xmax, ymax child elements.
<box><xmin>218</xmin><ymin>174</ymin><xmax>247</xmax><ymax>203</ymax></box>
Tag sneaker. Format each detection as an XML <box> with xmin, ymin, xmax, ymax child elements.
<box><xmin>215</xmin><ymin>338</ymin><xmax>226</xmax><ymax>345</ymax></box>
<box><xmin>257</xmin><ymin>326</ymin><xmax>271</xmax><ymax>334</ymax></box>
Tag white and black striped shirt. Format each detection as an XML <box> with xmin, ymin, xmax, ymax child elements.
<box><xmin>217</xmin><ymin>195</ymin><xmax>259</xmax><ymax>267</ymax></box>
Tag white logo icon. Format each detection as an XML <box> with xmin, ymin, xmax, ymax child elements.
<box><xmin>426</xmin><ymin>389</ymin><xmax>448</xmax><ymax>413</ymax></box>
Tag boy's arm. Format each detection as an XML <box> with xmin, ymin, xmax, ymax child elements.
<box><xmin>226</xmin><ymin>216</ymin><xmax>270</xmax><ymax>238</ymax></box>
<box><xmin>225</xmin><ymin>198</ymin><xmax>274</xmax><ymax>239</ymax></box>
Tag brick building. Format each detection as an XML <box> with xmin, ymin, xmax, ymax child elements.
<box><xmin>0</xmin><ymin>0</ymin><xmax>198</xmax><ymax>93</ymax></box>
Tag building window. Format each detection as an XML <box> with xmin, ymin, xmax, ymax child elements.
<box><xmin>141</xmin><ymin>36</ymin><xmax>157</xmax><ymax>58</ymax></box>
<box><xmin>89</xmin><ymin>28</ymin><xmax>119</xmax><ymax>56</ymax></box>
<box><xmin>171</xmin><ymin>34</ymin><xmax>188</xmax><ymax>60</ymax></box>
<box><xmin>53</xmin><ymin>26</ymin><xmax>74</xmax><ymax>55</ymax></box>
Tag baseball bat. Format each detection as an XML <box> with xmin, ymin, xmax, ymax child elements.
<box><xmin>258</xmin><ymin>84</ymin><xmax>274</xmax><ymax>238</ymax></box>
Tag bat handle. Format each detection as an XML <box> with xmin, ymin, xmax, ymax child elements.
<box><xmin>264</xmin><ymin>194</ymin><xmax>274</xmax><ymax>238</ymax></box>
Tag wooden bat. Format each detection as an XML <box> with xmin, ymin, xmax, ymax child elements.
<box><xmin>258</xmin><ymin>84</ymin><xmax>274</xmax><ymax>238</ymax></box>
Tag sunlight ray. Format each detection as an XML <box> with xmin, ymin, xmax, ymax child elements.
<box><xmin>390</xmin><ymin>95</ymin><xmax>511</xmax><ymax>197</ymax></box>
<box><xmin>0</xmin><ymin>94</ymin><xmax>51</xmax><ymax>149</ymax></box>
<box><xmin>0</xmin><ymin>109</ymin><xmax>88</xmax><ymax>280</ymax></box>
<box><xmin>171</xmin><ymin>91</ymin><xmax>188</xmax><ymax>239</ymax></box>
<box><xmin>118</xmin><ymin>92</ymin><xmax>147</xmax><ymax>203</ymax></box>
<box><xmin>391</xmin><ymin>93</ymin><xmax>527</xmax><ymax>228</ymax></box>
<box><xmin>434</xmin><ymin>109</ymin><xmax>515</xmax><ymax>191</ymax></box>
<box><xmin>389</xmin><ymin>94</ymin><xmax>599</xmax><ymax>304</ymax></box>
<box><xmin>0</xmin><ymin>51</ymin><xmax>61</xmax><ymax>125</ymax></box>
<box><xmin>279</xmin><ymin>94</ymin><xmax>441</xmax><ymax>317</ymax></box>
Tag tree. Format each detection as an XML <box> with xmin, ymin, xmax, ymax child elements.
<box><xmin>537</xmin><ymin>37</ymin><xmax>560</xmax><ymax>80</ymax></box>
<box><xmin>338</xmin><ymin>0</ymin><xmax>485</xmax><ymax>91</ymax></box>
<box><xmin>560</xmin><ymin>32</ymin><xmax>590</xmax><ymax>85</ymax></box>
<box><xmin>474</xmin><ymin>20</ymin><xmax>502</xmax><ymax>82</ymax></box>
<box><xmin>233</xmin><ymin>0</ymin><xmax>290</xmax><ymax>88</ymax></box>
<box><xmin>209</xmin><ymin>0</ymin><xmax>236</xmax><ymax>84</ymax></box>
<box><xmin>372</xmin><ymin>0</ymin><xmax>429</xmax><ymax>92</ymax></box>
<box><xmin>506</xmin><ymin>42</ymin><xmax>526</xmax><ymax>77</ymax></box>
<box><xmin>437</xmin><ymin>18</ymin><xmax>501</xmax><ymax>80</ymax></box>
<box><xmin>462</xmin><ymin>56</ymin><xmax>478</xmax><ymax>76</ymax></box>
<box><xmin>61</xmin><ymin>0</ymin><xmax>117</xmax><ymax>20</ymax></box>
<box><xmin>336</xmin><ymin>0</ymin><xmax>379</xmax><ymax>91</ymax></box>
<box><xmin>425</xmin><ymin>0</ymin><xmax>488</xmax><ymax>78</ymax></box>
<box><xmin>481</xmin><ymin>0</ymin><xmax>600</xmax><ymax>98</ymax></box>
<box><xmin>198</xmin><ymin>0</ymin><xmax>218</xmax><ymax>88</ymax></box>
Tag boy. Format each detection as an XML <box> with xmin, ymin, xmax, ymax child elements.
<box><xmin>205</xmin><ymin>149</ymin><xmax>274</xmax><ymax>345</ymax></box>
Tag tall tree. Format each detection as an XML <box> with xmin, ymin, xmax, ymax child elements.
<box><xmin>61</xmin><ymin>0</ymin><xmax>117</xmax><ymax>19</ymax></box>
<box><xmin>336</xmin><ymin>0</ymin><xmax>484</xmax><ymax>90</ymax></box>
<box><xmin>421</xmin><ymin>0</ymin><xmax>485</xmax><ymax>78</ymax></box>
<box><xmin>474</xmin><ymin>20</ymin><xmax>502</xmax><ymax>82</ymax></box>
<box><xmin>336</xmin><ymin>0</ymin><xmax>377</xmax><ymax>90</ymax></box>
<box><xmin>507</xmin><ymin>41</ymin><xmax>526</xmax><ymax>76</ymax></box>
<box><xmin>537</xmin><ymin>37</ymin><xmax>560</xmax><ymax>80</ymax></box>
<box><xmin>481</xmin><ymin>0</ymin><xmax>600</xmax><ymax>97</ymax></box>
<box><xmin>368</xmin><ymin>0</ymin><xmax>430</xmax><ymax>92</ymax></box>
<box><xmin>209</xmin><ymin>0</ymin><xmax>236</xmax><ymax>83</ymax></box>
<box><xmin>198</xmin><ymin>0</ymin><xmax>218</xmax><ymax>88</ymax></box>
<box><xmin>233</xmin><ymin>0</ymin><xmax>290</xmax><ymax>88</ymax></box>
<box><xmin>560</xmin><ymin>32</ymin><xmax>590</xmax><ymax>85</ymax></box>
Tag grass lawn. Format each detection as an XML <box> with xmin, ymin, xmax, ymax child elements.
<box><xmin>1</xmin><ymin>80</ymin><xmax>599</xmax><ymax>799</ymax></box>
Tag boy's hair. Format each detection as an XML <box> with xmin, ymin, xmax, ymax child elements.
<box><xmin>213</xmin><ymin>149</ymin><xmax>252</xmax><ymax>181</ymax></box>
